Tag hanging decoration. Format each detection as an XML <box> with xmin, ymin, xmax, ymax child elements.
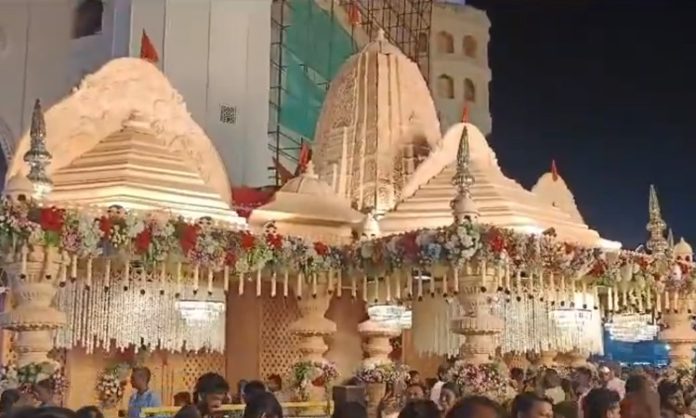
<box><xmin>355</xmin><ymin>362</ymin><xmax>410</xmax><ymax>384</ymax></box>
<box><xmin>54</xmin><ymin>278</ymin><xmax>226</xmax><ymax>353</ymax></box>
<box><xmin>446</xmin><ymin>361</ymin><xmax>513</xmax><ymax>401</ymax></box>
<box><xmin>96</xmin><ymin>363</ymin><xmax>131</xmax><ymax>407</ymax></box>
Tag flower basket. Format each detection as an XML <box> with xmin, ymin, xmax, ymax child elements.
<box><xmin>447</xmin><ymin>361</ymin><xmax>513</xmax><ymax>401</ymax></box>
<box><xmin>289</xmin><ymin>360</ymin><xmax>338</xmax><ymax>401</ymax></box>
<box><xmin>355</xmin><ymin>362</ymin><xmax>409</xmax><ymax>384</ymax></box>
<box><xmin>96</xmin><ymin>363</ymin><xmax>131</xmax><ymax>407</ymax></box>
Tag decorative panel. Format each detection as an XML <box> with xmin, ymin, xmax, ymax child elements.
<box><xmin>182</xmin><ymin>351</ymin><xmax>226</xmax><ymax>390</ymax></box>
<box><xmin>260</xmin><ymin>296</ymin><xmax>300</xmax><ymax>379</ymax></box>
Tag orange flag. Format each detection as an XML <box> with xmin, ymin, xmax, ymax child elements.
<box><xmin>551</xmin><ymin>159</ymin><xmax>559</xmax><ymax>181</ymax></box>
<box><xmin>461</xmin><ymin>103</ymin><xmax>470</xmax><ymax>123</ymax></box>
<box><xmin>140</xmin><ymin>30</ymin><xmax>159</xmax><ymax>63</ymax></box>
<box><xmin>295</xmin><ymin>143</ymin><xmax>312</xmax><ymax>175</ymax></box>
<box><xmin>348</xmin><ymin>1</ymin><xmax>361</xmax><ymax>26</ymax></box>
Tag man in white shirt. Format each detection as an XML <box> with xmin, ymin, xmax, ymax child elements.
<box><xmin>430</xmin><ymin>364</ymin><xmax>450</xmax><ymax>408</ymax></box>
<box><xmin>599</xmin><ymin>365</ymin><xmax>626</xmax><ymax>399</ymax></box>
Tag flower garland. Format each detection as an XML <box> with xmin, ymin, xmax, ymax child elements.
<box><xmin>0</xmin><ymin>362</ymin><xmax>68</xmax><ymax>395</ymax></box>
<box><xmin>289</xmin><ymin>360</ymin><xmax>339</xmax><ymax>401</ymax></box>
<box><xmin>447</xmin><ymin>361</ymin><xmax>512</xmax><ymax>401</ymax></box>
<box><xmin>96</xmin><ymin>363</ymin><xmax>131</xmax><ymax>407</ymax></box>
<box><xmin>0</xmin><ymin>198</ymin><xmax>692</xmax><ymax>295</ymax></box>
<box><xmin>355</xmin><ymin>362</ymin><xmax>410</xmax><ymax>384</ymax></box>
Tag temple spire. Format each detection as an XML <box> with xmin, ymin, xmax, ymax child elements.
<box><xmin>551</xmin><ymin>159</ymin><xmax>559</xmax><ymax>181</ymax></box>
<box><xmin>450</xmin><ymin>124</ymin><xmax>478</xmax><ymax>224</ymax></box>
<box><xmin>646</xmin><ymin>184</ymin><xmax>668</xmax><ymax>255</ymax></box>
<box><xmin>23</xmin><ymin>99</ymin><xmax>53</xmax><ymax>199</ymax></box>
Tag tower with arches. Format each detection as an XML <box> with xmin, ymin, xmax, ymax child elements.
<box><xmin>427</xmin><ymin>1</ymin><xmax>492</xmax><ymax>135</ymax></box>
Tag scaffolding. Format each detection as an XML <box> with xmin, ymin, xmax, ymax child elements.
<box><xmin>268</xmin><ymin>0</ymin><xmax>433</xmax><ymax>185</ymax></box>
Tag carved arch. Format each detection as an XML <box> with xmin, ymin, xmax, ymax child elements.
<box><xmin>436</xmin><ymin>31</ymin><xmax>454</xmax><ymax>54</ymax></box>
<box><xmin>464</xmin><ymin>78</ymin><xmax>476</xmax><ymax>102</ymax></box>
<box><xmin>8</xmin><ymin>58</ymin><xmax>232</xmax><ymax>206</ymax></box>
<box><xmin>437</xmin><ymin>75</ymin><xmax>454</xmax><ymax>99</ymax></box>
<box><xmin>463</xmin><ymin>35</ymin><xmax>477</xmax><ymax>58</ymax></box>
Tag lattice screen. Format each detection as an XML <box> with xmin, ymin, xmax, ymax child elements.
<box><xmin>260</xmin><ymin>297</ymin><xmax>300</xmax><ymax>379</ymax></box>
<box><xmin>182</xmin><ymin>351</ymin><xmax>226</xmax><ymax>390</ymax></box>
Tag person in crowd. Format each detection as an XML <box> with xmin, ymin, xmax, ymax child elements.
<box><xmin>445</xmin><ymin>396</ymin><xmax>504</xmax><ymax>418</ymax></box>
<box><xmin>583</xmin><ymin>388</ymin><xmax>621</xmax><ymax>418</ymax></box>
<box><xmin>127</xmin><ymin>367</ymin><xmax>161</xmax><ymax>418</ymax></box>
<box><xmin>406</xmin><ymin>382</ymin><xmax>428</xmax><ymax>402</ymax></box>
<box><xmin>242</xmin><ymin>380</ymin><xmax>267</xmax><ymax>404</ymax></box>
<box><xmin>399</xmin><ymin>399</ymin><xmax>440</xmax><ymax>418</ymax></box>
<box><xmin>599</xmin><ymin>365</ymin><xmax>626</xmax><ymax>400</ymax></box>
<box><xmin>621</xmin><ymin>374</ymin><xmax>659</xmax><ymax>418</ymax></box>
<box><xmin>266</xmin><ymin>375</ymin><xmax>285</xmax><ymax>402</ymax></box>
<box><xmin>331</xmin><ymin>401</ymin><xmax>367</xmax><ymax>418</ymax></box>
<box><xmin>173</xmin><ymin>392</ymin><xmax>192</xmax><ymax>407</ymax></box>
<box><xmin>658</xmin><ymin>381</ymin><xmax>691</xmax><ymax>418</ymax></box>
<box><xmin>0</xmin><ymin>388</ymin><xmax>21</xmax><ymax>417</ymax></box>
<box><xmin>410</xmin><ymin>371</ymin><xmax>423</xmax><ymax>386</ymax></box>
<box><xmin>178</xmin><ymin>373</ymin><xmax>230</xmax><ymax>418</ymax></box>
<box><xmin>511</xmin><ymin>369</ymin><xmax>526</xmax><ymax>393</ymax></box>
<box><xmin>75</xmin><ymin>406</ymin><xmax>104</xmax><ymax>418</ymax></box>
<box><xmin>576</xmin><ymin>367</ymin><xmax>594</xmax><ymax>418</ymax></box>
<box><xmin>511</xmin><ymin>393</ymin><xmax>554</xmax><ymax>418</ymax></box>
<box><xmin>561</xmin><ymin>379</ymin><xmax>577</xmax><ymax>402</ymax></box>
<box><xmin>439</xmin><ymin>382</ymin><xmax>461</xmax><ymax>415</ymax></box>
<box><xmin>232</xmin><ymin>380</ymin><xmax>249</xmax><ymax>404</ymax></box>
<box><xmin>378</xmin><ymin>385</ymin><xmax>400</xmax><ymax>418</ymax></box>
<box><xmin>431</xmin><ymin>365</ymin><xmax>451</xmax><ymax>406</ymax></box>
<box><xmin>544</xmin><ymin>370</ymin><xmax>566</xmax><ymax>405</ymax></box>
<box><xmin>33</xmin><ymin>379</ymin><xmax>56</xmax><ymax>407</ymax></box>
<box><xmin>242</xmin><ymin>392</ymin><xmax>282</xmax><ymax>418</ymax></box>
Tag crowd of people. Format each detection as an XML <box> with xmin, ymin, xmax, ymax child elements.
<box><xmin>0</xmin><ymin>362</ymin><xmax>695</xmax><ymax>418</ymax></box>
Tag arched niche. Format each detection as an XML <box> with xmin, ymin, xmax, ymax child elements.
<box><xmin>436</xmin><ymin>31</ymin><xmax>454</xmax><ymax>54</ymax></box>
<box><xmin>437</xmin><ymin>75</ymin><xmax>454</xmax><ymax>99</ymax></box>
<box><xmin>463</xmin><ymin>35</ymin><xmax>477</xmax><ymax>58</ymax></box>
<box><xmin>464</xmin><ymin>78</ymin><xmax>476</xmax><ymax>102</ymax></box>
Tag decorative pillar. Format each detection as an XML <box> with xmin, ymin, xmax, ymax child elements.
<box><xmin>289</xmin><ymin>282</ymin><xmax>336</xmax><ymax>401</ymax></box>
<box><xmin>358</xmin><ymin>319</ymin><xmax>400</xmax><ymax>417</ymax></box>
<box><xmin>451</xmin><ymin>274</ymin><xmax>504</xmax><ymax>365</ymax></box>
<box><xmin>0</xmin><ymin>245</ymin><xmax>66</xmax><ymax>366</ymax></box>
<box><xmin>659</xmin><ymin>310</ymin><xmax>696</xmax><ymax>367</ymax></box>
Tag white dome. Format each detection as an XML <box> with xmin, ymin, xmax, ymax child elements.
<box><xmin>4</xmin><ymin>174</ymin><xmax>34</xmax><ymax>200</ymax></box>
<box><xmin>674</xmin><ymin>237</ymin><xmax>693</xmax><ymax>260</ymax></box>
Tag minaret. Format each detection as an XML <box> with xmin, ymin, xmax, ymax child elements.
<box><xmin>23</xmin><ymin>99</ymin><xmax>53</xmax><ymax>199</ymax></box>
<box><xmin>646</xmin><ymin>185</ymin><xmax>668</xmax><ymax>255</ymax></box>
<box><xmin>450</xmin><ymin>123</ymin><xmax>478</xmax><ymax>224</ymax></box>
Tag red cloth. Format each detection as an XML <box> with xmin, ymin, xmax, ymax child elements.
<box><xmin>231</xmin><ymin>187</ymin><xmax>277</xmax><ymax>218</ymax></box>
<box><xmin>551</xmin><ymin>159</ymin><xmax>560</xmax><ymax>181</ymax></box>
<box><xmin>348</xmin><ymin>1</ymin><xmax>361</xmax><ymax>26</ymax></box>
<box><xmin>140</xmin><ymin>30</ymin><xmax>159</xmax><ymax>63</ymax></box>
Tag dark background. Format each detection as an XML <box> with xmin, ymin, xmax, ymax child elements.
<box><xmin>468</xmin><ymin>0</ymin><xmax>696</xmax><ymax>247</ymax></box>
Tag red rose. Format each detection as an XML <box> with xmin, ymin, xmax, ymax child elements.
<box><xmin>40</xmin><ymin>207</ymin><xmax>65</xmax><ymax>232</ymax></box>
<box><xmin>400</xmin><ymin>232</ymin><xmax>419</xmax><ymax>259</ymax></box>
<box><xmin>486</xmin><ymin>229</ymin><xmax>506</xmax><ymax>254</ymax></box>
<box><xmin>179</xmin><ymin>224</ymin><xmax>199</xmax><ymax>254</ymax></box>
<box><xmin>240</xmin><ymin>232</ymin><xmax>256</xmax><ymax>250</ymax></box>
<box><xmin>311</xmin><ymin>376</ymin><xmax>326</xmax><ymax>387</ymax></box>
<box><xmin>99</xmin><ymin>216</ymin><xmax>113</xmax><ymax>239</ymax></box>
<box><xmin>134</xmin><ymin>228</ymin><xmax>152</xmax><ymax>254</ymax></box>
<box><xmin>314</xmin><ymin>241</ymin><xmax>329</xmax><ymax>256</ymax></box>
<box><xmin>225</xmin><ymin>251</ymin><xmax>237</xmax><ymax>267</ymax></box>
<box><xmin>266</xmin><ymin>233</ymin><xmax>283</xmax><ymax>250</ymax></box>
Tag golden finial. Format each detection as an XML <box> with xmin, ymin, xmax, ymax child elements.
<box><xmin>450</xmin><ymin>123</ymin><xmax>478</xmax><ymax>224</ymax></box>
<box><xmin>646</xmin><ymin>184</ymin><xmax>667</xmax><ymax>255</ymax></box>
<box><xmin>23</xmin><ymin>99</ymin><xmax>53</xmax><ymax>199</ymax></box>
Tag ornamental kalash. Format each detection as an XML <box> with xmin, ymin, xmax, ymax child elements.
<box><xmin>0</xmin><ymin>35</ymin><xmax>694</xmax><ymax>414</ymax></box>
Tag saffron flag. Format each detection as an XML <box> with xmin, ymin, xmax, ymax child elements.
<box><xmin>140</xmin><ymin>30</ymin><xmax>159</xmax><ymax>63</ymax></box>
<box><xmin>295</xmin><ymin>143</ymin><xmax>312</xmax><ymax>175</ymax></box>
<box><xmin>461</xmin><ymin>103</ymin><xmax>470</xmax><ymax>123</ymax></box>
<box><xmin>551</xmin><ymin>159</ymin><xmax>559</xmax><ymax>181</ymax></box>
<box><xmin>348</xmin><ymin>1</ymin><xmax>361</xmax><ymax>26</ymax></box>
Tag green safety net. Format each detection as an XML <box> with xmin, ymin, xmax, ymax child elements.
<box><xmin>279</xmin><ymin>0</ymin><xmax>356</xmax><ymax>141</ymax></box>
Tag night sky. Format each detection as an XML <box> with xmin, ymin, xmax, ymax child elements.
<box><xmin>467</xmin><ymin>0</ymin><xmax>696</xmax><ymax>248</ymax></box>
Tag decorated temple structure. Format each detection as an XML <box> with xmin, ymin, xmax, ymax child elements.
<box><xmin>1</xmin><ymin>29</ymin><xmax>696</xmax><ymax>415</ymax></box>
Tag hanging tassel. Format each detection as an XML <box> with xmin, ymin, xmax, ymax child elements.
<box><xmin>570</xmin><ymin>278</ymin><xmax>576</xmax><ymax>306</ymax></box>
<box><xmin>60</xmin><ymin>254</ymin><xmax>68</xmax><ymax>286</ymax></box>
<box><xmin>207</xmin><ymin>269</ymin><xmax>214</xmax><ymax>296</ymax></box>
<box><xmin>104</xmin><ymin>259</ymin><xmax>111</xmax><ymax>292</ymax></box>
<box><xmin>622</xmin><ymin>288</ymin><xmax>628</xmax><ymax>308</ymax></box>
<box><xmin>395</xmin><ymin>271</ymin><xmax>402</xmax><ymax>300</ymax></box>
<box><xmin>256</xmin><ymin>269</ymin><xmax>262</xmax><ymax>297</ymax></box>
<box><xmin>453</xmin><ymin>267</ymin><xmax>459</xmax><ymax>294</ymax></box>
<box><xmin>297</xmin><ymin>272</ymin><xmax>303</xmax><ymax>299</ymax></box>
<box><xmin>480</xmin><ymin>260</ymin><xmax>487</xmax><ymax>290</ymax></box>
<box><xmin>385</xmin><ymin>275</ymin><xmax>392</xmax><ymax>302</ymax></box>
<box><xmin>20</xmin><ymin>245</ymin><xmax>27</xmax><ymax>278</ymax></box>
<box><xmin>223</xmin><ymin>265</ymin><xmax>230</xmax><ymax>293</ymax></box>
<box><xmin>592</xmin><ymin>284</ymin><xmax>599</xmax><ymax>310</ymax></box>
<box><xmin>655</xmin><ymin>290</ymin><xmax>662</xmax><ymax>314</ymax></box>
<box><xmin>337</xmin><ymin>270</ymin><xmax>343</xmax><ymax>297</ymax></box>
<box><xmin>515</xmin><ymin>271</ymin><xmax>522</xmax><ymax>294</ymax></box>
<box><xmin>442</xmin><ymin>271</ymin><xmax>449</xmax><ymax>296</ymax></box>
<box><xmin>283</xmin><ymin>271</ymin><xmax>289</xmax><ymax>297</ymax></box>
<box><xmin>560</xmin><ymin>276</ymin><xmax>566</xmax><ymax>305</ymax></box>
<box><xmin>538</xmin><ymin>271</ymin><xmax>545</xmax><ymax>300</ymax></box>
<box><xmin>429</xmin><ymin>272</ymin><xmax>435</xmax><ymax>297</ymax></box>
<box><xmin>238</xmin><ymin>272</ymin><xmax>244</xmax><ymax>295</ymax></box>
<box><xmin>638</xmin><ymin>289</ymin><xmax>644</xmax><ymax>313</ymax></box>
<box><xmin>312</xmin><ymin>273</ymin><xmax>317</xmax><ymax>297</ymax></box>
<box><xmin>613</xmin><ymin>285</ymin><xmax>619</xmax><ymax>311</ymax></box>
<box><xmin>417</xmin><ymin>274</ymin><xmax>423</xmax><ymax>300</ymax></box>
<box><xmin>362</xmin><ymin>275</ymin><xmax>368</xmax><ymax>302</ymax></box>
<box><xmin>70</xmin><ymin>254</ymin><xmax>78</xmax><ymax>281</ymax></box>
<box><xmin>373</xmin><ymin>276</ymin><xmax>379</xmax><ymax>303</ymax></box>
<box><xmin>548</xmin><ymin>273</ymin><xmax>556</xmax><ymax>304</ymax></box>
<box><xmin>193</xmin><ymin>264</ymin><xmax>200</xmax><ymax>294</ymax></box>
<box><xmin>607</xmin><ymin>286</ymin><xmax>614</xmax><ymax>313</ymax></box>
<box><xmin>646</xmin><ymin>286</ymin><xmax>652</xmax><ymax>311</ymax></box>
<box><xmin>581</xmin><ymin>281</ymin><xmax>587</xmax><ymax>308</ymax></box>
<box><xmin>271</xmin><ymin>272</ymin><xmax>277</xmax><ymax>297</ymax></box>
<box><xmin>407</xmin><ymin>270</ymin><xmax>414</xmax><ymax>297</ymax></box>
<box><xmin>175</xmin><ymin>262</ymin><xmax>182</xmax><ymax>297</ymax></box>
<box><xmin>664</xmin><ymin>291</ymin><xmax>670</xmax><ymax>312</ymax></box>
<box><xmin>672</xmin><ymin>292</ymin><xmax>679</xmax><ymax>313</ymax></box>
<box><xmin>504</xmin><ymin>265</ymin><xmax>511</xmax><ymax>291</ymax></box>
<box><xmin>86</xmin><ymin>257</ymin><xmax>93</xmax><ymax>289</ymax></box>
<box><xmin>160</xmin><ymin>262</ymin><xmax>166</xmax><ymax>294</ymax></box>
<box><xmin>327</xmin><ymin>270</ymin><xmax>334</xmax><ymax>295</ymax></box>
